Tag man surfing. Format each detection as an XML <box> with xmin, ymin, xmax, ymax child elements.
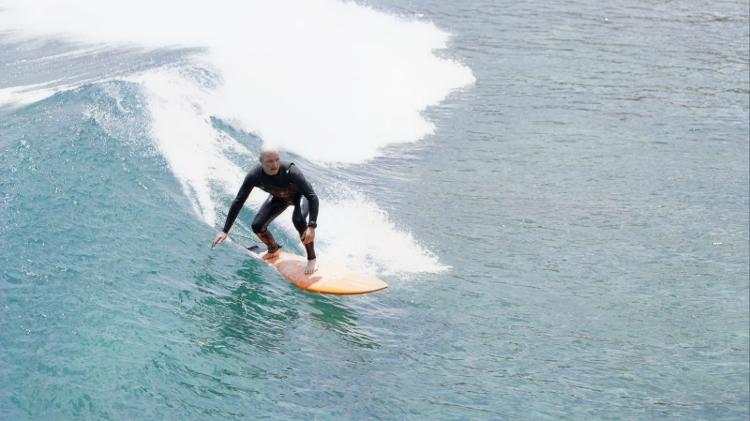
<box><xmin>211</xmin><ymin>149</ymin><xmax>319</xmax><ymax>274</ymax></box>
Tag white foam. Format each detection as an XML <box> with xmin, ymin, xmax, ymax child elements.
<box><xmin>1</xmin><ymin>0</ymin><xmax>472</xmax><ymax>275</ymax></box>
<box><xmin>132</xmin><ymin>67</ymin><xmax>262</xmax><ymax>227</ymax></box>
<box><xmin>1</xmin><ymin>0</ymin><xmax>474</xmax><ymax>163</ymax></box>
<box><xmin>135</xmin><ymin>66</ymin><xmax>447</xmax><ymax>275</ymax></box>
<box><xmin>315</xmin><ymin>195</ymin><xmax>450</xmax><ymax>275</ymax></box>
<box><xmin>0</xmin><ymin>81</ymin><xmax>69</xmax><ymax>108</ymax></box>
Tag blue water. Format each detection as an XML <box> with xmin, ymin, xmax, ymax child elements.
<box><xmin>2</xmin><ymin>0</ymin><xmax>749</xmax><ymax>419</ymax></box>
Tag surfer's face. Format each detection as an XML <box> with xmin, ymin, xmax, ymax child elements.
<box><xmin>260</xmin><ymin>152</ymin><xmax>281</xmax><ymax>175</ymax></box>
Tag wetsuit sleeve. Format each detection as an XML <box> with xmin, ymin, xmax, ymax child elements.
<box><xmin>289</xmin><ymin>164</ymin><xmax>319</xmax><ymax>226</ymax></box>
<box><xmin>222</xmin><ymin>172</ymin><xmax>256</xmax><ymax>233</ymax></box>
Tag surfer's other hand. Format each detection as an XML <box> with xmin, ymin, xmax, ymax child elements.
<box><xmin>301</xmin><ymin>227</ymin><xmax>316</xmax><ymax>244</ymax></box>
<box><xmin>211</xmin><ymin>232</ymin><xmax>228</xmax><ymax>248</ymax></box>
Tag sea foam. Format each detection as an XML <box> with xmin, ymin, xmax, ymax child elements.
<box><xmin>1</xmin><ymin>0</ymin><xmax>472</xmax><ymax>274</ymax></box>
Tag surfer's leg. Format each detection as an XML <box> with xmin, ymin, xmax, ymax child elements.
<box><xmin>292</xmin><ymin>197</ymin><xmax>317</xmax><ymax>262</ymax></box>
<box><xmin>252</xmin><ymin>195</ymin><xmax>288</xmax><ymax>257</ymax></box>
<box><xmin>302</xmin><ymin>242</ymin><xmax>316</xmax><ymax>261</ymax></box>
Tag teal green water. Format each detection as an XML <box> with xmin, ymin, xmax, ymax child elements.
<box><xmin>2</xmin><ymin>0</ymin><xmax>749</xmax><ymax>419</ymax></box>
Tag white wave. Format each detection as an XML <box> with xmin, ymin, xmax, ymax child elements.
<box><xmin>1</xmin><ymin>0</ymin><xmax>471</xmax><ymax>275</ymax></box>
<box><xmin>314</xmin><ymin>195</ymin><xmax>450</xmax><ymax>275</ymax></box>
<box><xmin>0</xmin><ymin>0</ymin><xmax>474</xmax><ymax>163</ymax></box>
<box><xmin>0</xmin><ymin>81</ymin><xmax>70</xmax><ymax>108</ymax></box>
<box><xmin>135</xmin><ymin>66</ymin><xmax>447</xmax><ymax>275</ymax></box>
<box><xmin>132</xmin><ymin>67</ymin><xmax>253</xmax><ymax>227</ymax></box>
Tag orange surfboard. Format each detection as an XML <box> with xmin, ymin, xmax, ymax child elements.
<box><xmin>247</xmin><ymin>246</ymin><xmax>388</xmax><ymax>295</ymax></box>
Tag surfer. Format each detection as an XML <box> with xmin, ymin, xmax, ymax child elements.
<box><xmin>211</xmin><ymin>149</ymin><xmax>319</xmax><ymax>274</ymax></box>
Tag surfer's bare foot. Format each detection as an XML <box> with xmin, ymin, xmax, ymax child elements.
<box><xmin>304</xmin><ymin>259</ymin><xmax>318</xmax><ymax>274</ymax></box>
<box><xmin>262</xmin><ymin>248</ymin><xmax>280</xmax><ymax>260</ymax></box>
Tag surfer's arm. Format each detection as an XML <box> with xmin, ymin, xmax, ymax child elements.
<box><xmin>222</xmin><ymin>173</ymin><xmax>256</xmax><ymax>233</ymax></box>
<box><xmin>289</xmin><ymin>165</ymin><xmax>319</xmax><ymax>227</ymax></box>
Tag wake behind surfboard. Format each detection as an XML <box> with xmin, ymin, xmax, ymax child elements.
<box><xmin>247</xmin><ymin>246</ymin><xmax>388</xmax><ymax>295</ymax></box>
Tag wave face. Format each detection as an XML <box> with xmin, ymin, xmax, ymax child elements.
<box><xmin>0</xmin><ymin>0</ymin><xmax>474</xmax><ymax>274</ymax></box>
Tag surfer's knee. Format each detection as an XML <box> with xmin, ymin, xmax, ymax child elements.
<box><xmin>291</xmin><ymin>214</ymin><xmax>306</xmax><ymax>234</ymax></box>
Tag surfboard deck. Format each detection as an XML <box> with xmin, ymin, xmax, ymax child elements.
<box><xmin>247</xmin><ymin>246</ymin><xmax>388</xmax><ymax>295</ymax></box>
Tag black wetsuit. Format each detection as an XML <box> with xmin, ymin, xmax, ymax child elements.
<box><xmin>222</xmin><ymin>162</ymin><xmax>319</xmax><ymax>259</ymax></box>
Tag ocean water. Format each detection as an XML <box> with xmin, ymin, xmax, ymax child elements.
<box><xmin>1</xmin><ymin>0</ymin><xmax>748</xmax><ymax>419</ymax></box>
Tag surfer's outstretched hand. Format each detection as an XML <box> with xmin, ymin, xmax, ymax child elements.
<box><xmin>301</xmin><ymin>227</ymin><xmax>316</xmax><ymax>245</ymax></box>
<box><xmin>211</xmin><ymin>232</ymin><xmax>228</xmax><ymax>248</ymax></box>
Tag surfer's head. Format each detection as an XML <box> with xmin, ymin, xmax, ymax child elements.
<box><xmin>259</xmin><ymin>148</ymin><xmax>281</xmax><ymax>176</ymax></box>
